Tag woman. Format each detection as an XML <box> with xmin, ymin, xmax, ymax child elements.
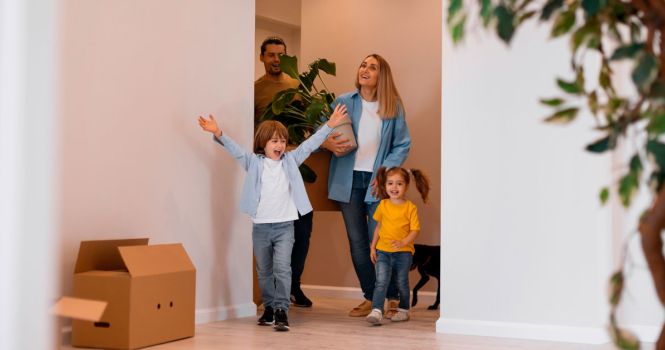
<box><xmin>322</xmin><ymin>54</ymin><xmax>411</xmax><ymax>317</ymax></box>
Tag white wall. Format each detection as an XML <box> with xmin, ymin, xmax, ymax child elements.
<box><xmin>0</xmin><ymin>0</ymin><xmax>58</xmax><ymax>348</ymax></box>
<box><xmin>439</xmin><ymin>16</ymin><xmax>617</xmax><ymax>344</ymax></box>
<box><xmin>299</xmin><ymin>0</ymin><xmax>442</xmax><ymax>291</ymax></box>
<box><xmin>58</xmin><ymin>0</ymin><xmax>255</xmax><ymax>324</ymax></box>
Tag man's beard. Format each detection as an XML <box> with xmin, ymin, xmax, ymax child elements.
<box><xmin>268</xmin><ymin>66</ymin><xmax>282</xmax><ymax>76</ymax></box>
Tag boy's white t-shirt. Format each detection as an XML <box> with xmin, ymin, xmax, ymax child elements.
<box><xmin>253</xmin><ymin>158</ymin><xmax>298</xmax><ymax>223</ymax></box>
<box><xmin>353</xmin><ymin>99</ymin><xmax>381</xmax><ymax>172</ymax></box>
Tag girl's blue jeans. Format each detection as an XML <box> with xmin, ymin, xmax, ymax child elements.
<box><xmin>372</xmin><ymin>250</ymin><xmax>412</xmax><ymax>311</ymax></box>
<box><xmin>252</xmin><ymin>221</ymin><xmax>294</xmax><ymax>311</ymax></box>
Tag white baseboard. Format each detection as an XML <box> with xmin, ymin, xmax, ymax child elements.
<box><xmin>302</xmin><ymin>284</ymin><xmax>437</xmax><ymax>296</ymax></box>
<box><xmin>625</xmin><ymin>324</ymin><xmax>660</xmax><ymax>343</ymax></box>
<box><xmin>436</xmin><ymin>317</ymin><xmax>611</xmax><ymax>344</ymax></box>
<box><xmin>195</xmin><ymin>302</ymin><xmax>256</xmax><ymax>324</ymax></box>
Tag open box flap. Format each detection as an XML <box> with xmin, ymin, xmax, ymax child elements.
<box><xmin>118</xmin><ymin>243</ymin><xmax>195</xmax><ymax>277</ymax></box>
<box><xmin>74</xmin><ymin>238</ymin><xmax>149</xmax><ymax>273</ymax></box>
<box><xmin>52</xmin><ymin>297</ymin><xmax>108</xmax><ymax>321</ymax></box>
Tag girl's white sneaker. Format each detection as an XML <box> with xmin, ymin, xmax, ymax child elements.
<box><xmin>366</xmin><ymin>308</ymin><xmax>383</xmax><ymax>325</ymax></box>
<box><xmin>391</xmin><ymin>310</ymin><xmax>410</xmax><ymax>322</ymax></box>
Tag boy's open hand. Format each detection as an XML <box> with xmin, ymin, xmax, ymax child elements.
<box><xmin>326</xmin><ymin>104</ymin><xmax>348</xmax><ymax>128</ymax></box>
<box><xmin>198</xmin><ymin>114</ymin><xmax>222</xmax><ymax>138</ymax></box>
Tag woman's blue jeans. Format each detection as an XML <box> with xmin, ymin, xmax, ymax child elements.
<box><xmin>337</xmin><ymin>171</ymin><xmax>398</xmax><ymax>301</ymax></box>
<box><xmin>252</xmin><ymin>221</ymin><xmax>294</xmax><ymax>311</ymax></box>
<box><xmin>372</xmin><ymin>250</ymin><xmax>412</xmax><ymax>311</ymax></box>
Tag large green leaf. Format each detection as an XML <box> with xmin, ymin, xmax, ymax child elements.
<box><xmin>632</xmin><ymin>53</ymin><xmax>659</xmax><ymax>93</ymax></box>
<box><xmin>599</xmin><ymin>187</ymin><xmax>609</xmax><ymax>205</ymax></box>
<box><xmin>316</xmin><ymin>58</ymin><xmax>336</xmax><ymax>76</ymax></box>
<box><xmin>305</xmin><ymin>99</ymin><xmax>327</xmax><ymax>125</ymax></box>
<box><xmin>618</xmin><ymin>172</ymin><xmax>638</xmax><ymax>207</ymax></box>
<box><xmin>557</xmin><ymin>78</ymin><xmax>583</xmax><ymax>94</ymax></box>
<box><xmin>494</xmin><ymin>5</ymin><xmax>516</xmax><ymax>43</ymax></box>
<box><xmin>647</xmin><ymin>140</ymin><xmax>665</xmax><ymax>170</ymax></box>
<box><xmin>279</xmin><ymin>54</ymin><xmax>299</xmax><ymax>79</ymax></box>
<box><xmin>647</xmin><ymin>112</ymin><xmax>665</xmax><ymax>135</ymax></box>
<box><xmin>540</xmin><ymin>97</ymin><xmax>565</xmax><ymax>106</ymax></box>
<box><xmin>452</xmin><ymin>15</ymin><xmax>467</xmax><ymax>43</ymax></box>
<box><xmin>551</xmin><ymin>10</ymin><xmax>576</xmax><ymax>38</ymax></box>
<box><xmin>448</xmin><ymin>0</ymin><xmax>463</xmax><ymax>21</ymax></box>
<box><xmin>540</xmin><ymin>0</ymin><xmax>564</xmax><ymax>20</ymax></box>
<box><xmin>544</xmin><ymin>107</ymin><xmax>579</xmax><ymax>123</ymax></box>
<box><xmin>599</xmin><ymin>60</ymin><xmax>614</xmax><ymax>93</ymax></box>
<box><xmin>300</xmin><ymin>69</ymin><xmax>318</xmax><ymax>91</ymax></box>
<box><xmin>586</xmin><ymin>135</ymin><xmax>615</xmax><ymax>153</ymax></box>
<box><xmin>610</xmin><ymin>43</ymin><xmax>645</xmax><ymax>61</ymax></box>
<box><xmin>480</xmin><ymin>0</ymin><xmax>492</xmax><ymax>26</ymax></box>
<box><xmin>588</xmin><ymin>91</ymin><xmax>599</xmax><ymax>116</ymax></box>
<box><xmin>571</xmin><ymin>20</ymin><xmax>600</xmax><ymax>52</ymax></box>
<box><xmin>270</xmin><ymin>88</ymin><xmax>298</xmax><ymax>115</ymax></box>
<box><xmin>581</xmin><ymin>0</ymin><xmax>607</xmax><ymax>17</ymax></box>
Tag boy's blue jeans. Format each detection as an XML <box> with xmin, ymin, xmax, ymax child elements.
<box><xmin>252</xmin><ymin>221</ymin><xmax>294</xmax><ymax>311</ymax></box>
<box><xmin>371</xmin><ymin>250</ymin><xmax>412</xmax><ymax>312</ymax></box>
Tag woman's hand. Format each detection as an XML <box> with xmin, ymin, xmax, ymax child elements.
<box><xmin>198</xmin><ymin>114</ymin><xmax>222</xmax><ymax>138</ymax></box>
<box><xmin>321</xmin><ymin>132</ymin><xmax>351</xmax><ymax>157</ymax></box>
<box><xmin>370</xmin><ymin>247</ymin><xmax>377</xmax><ymax>264</ymax></box>
<box><xmin>370</xmin><ymin>177</ymin><xmax>379</xmax><ymax>198</ymax></box>
<box><xmin>326</xmin><ymin>104</ymin><xmax>348</xmax><ymax>128</ymax></box>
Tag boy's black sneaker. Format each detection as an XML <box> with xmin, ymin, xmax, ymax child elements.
<box><xmin>257</xmin><ymin>306</ymin><xmax>274</xmax><ymax>326</ymax></box>
<box><xmin>273</xmin><ymin>308</ymin><xmax>290</xmax><ymax>331</ymax></box>
<box><xmin>291</xmin><ymin>287</ymin><xmax>313</xmax><ymax>308</ymax></box>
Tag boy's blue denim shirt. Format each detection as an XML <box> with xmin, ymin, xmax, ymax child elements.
<box><xmin>214</xmin><ymin>124</ymin><xmax>333</xmax><ymax>218</ymax></box>
<box><xmin>327</xmin><ymin>90</ymin><xmax>411</xmax><ymax>203</ymax></box>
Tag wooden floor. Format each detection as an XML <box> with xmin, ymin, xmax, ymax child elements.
<box><xmin>62</xmin><ymin>288</ymin><xmax>629</xmax><ymax>350</ymax></box>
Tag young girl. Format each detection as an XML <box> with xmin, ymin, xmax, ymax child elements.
<box><xmin>366</xmin><ymin>166</ymin><xmax>429</xmax><ymax>324</ymax></box>
<box><xmin>197</xmin><ymin>105</ymin><xmax>347</xmax><ymax>331</ymax></box>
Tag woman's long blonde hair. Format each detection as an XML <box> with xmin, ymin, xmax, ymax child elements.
<box><xmin>354</xmin><ymin>53</ymin><xmax>404</xmax><ymax>119</ymax></box>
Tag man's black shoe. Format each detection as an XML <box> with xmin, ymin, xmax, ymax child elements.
<box><xmin>257</xmin><ymin>306</ymin><xmax>274</xmax><ymax>326</ymax></box>
<box><xmin>291</xmin><ymin>287</ymin><xmax>313</xmax><ymax>308</ymax></box>
<box><xmin>273</xmin><ymin>308</ymin><xmax>290</xmax><ymax>331</ymax></box>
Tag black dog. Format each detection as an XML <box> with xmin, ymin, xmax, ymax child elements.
<box><xmin>411</xmin><ymin>244</ymin><xmax>440</xmax><ymax>310</ymax></box>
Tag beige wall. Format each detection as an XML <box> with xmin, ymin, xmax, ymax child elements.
<box><xmin>58</xmin><ymin>0</ymin><xmax>256</xmax><ymax>323</ymax></box>
<box><xmin>300</xmin><ymin>0</ymin><xmax>442</xmax><ymax>292</ymax></box>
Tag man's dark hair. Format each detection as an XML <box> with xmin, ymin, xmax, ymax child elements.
<box><xmin>260</xmin><ymin>36</ymin><xmax>287</xmax><ymax>56</ymax></box>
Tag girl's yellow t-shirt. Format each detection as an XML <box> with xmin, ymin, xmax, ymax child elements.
<box><xmin>373</xmin><ymin>199</ymin><xmax>420</xmax><ymax>254</ymax></box>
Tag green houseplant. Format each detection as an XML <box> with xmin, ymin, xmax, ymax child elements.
<box><xmin>260</xmin><ymin>55</ymin><xmax>356</xmax><ymax>183</ymax></box>
<box><xmin>448</xmin><ymin>1</ymin><xmax>665</xmax><ymax>349</ymax></box>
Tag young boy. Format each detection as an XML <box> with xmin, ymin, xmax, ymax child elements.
<box><xmin>197</xmin><ymin>105</ymin><xmax>347</xmax><ymax>331</ymax></box>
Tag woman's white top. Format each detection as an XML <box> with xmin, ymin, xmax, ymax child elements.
<box><xmin>353</xmin><ymin>99</ymin><xmax>381</xmax><ymax>172</ymax></box>
<box><xmin>253</xmin><ymin>158</ymin><xmax>298</xmax><ymax>223</ymax></box>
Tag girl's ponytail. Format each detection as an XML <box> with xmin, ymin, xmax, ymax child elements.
<box><xmin>375</xmin><ymin>166</ymin><xmax>389</xmax><ymax>199</ymax></box>
<box><xmin>410</xmin><ymin>168</ymin><xmax>430</xmax><ymax>203</ymax></box>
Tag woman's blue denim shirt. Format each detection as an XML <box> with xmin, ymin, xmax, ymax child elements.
<box><xmin>214</xmin><ymin>124</ymin><xmax>333</xmax><ymax>217</ymax></box>
<box><xmin>327</xmin><ymin>90</ymin><xmax>411</xmax><ymax>204</ymax></box>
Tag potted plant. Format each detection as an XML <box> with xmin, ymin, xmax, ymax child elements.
<box><xmin>260</xmin><ymin>55</ymin><xmax>356</xmax><ymax>211</ymax></box>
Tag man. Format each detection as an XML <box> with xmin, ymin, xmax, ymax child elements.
<box><xmin>254</xmin><ymin>36</ymin><xmax>313</xmax><ymax>308</ymax></box>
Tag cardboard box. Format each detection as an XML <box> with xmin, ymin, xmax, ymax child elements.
<box><xmin>52</xmin><ymin>296</ymin><xmax>108</xmax><ymax>349</ymax></box>
<box><xmin>71</xmin><ymin>238</ymin><xmax>196</xmax><ymax>350</ymax></box>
